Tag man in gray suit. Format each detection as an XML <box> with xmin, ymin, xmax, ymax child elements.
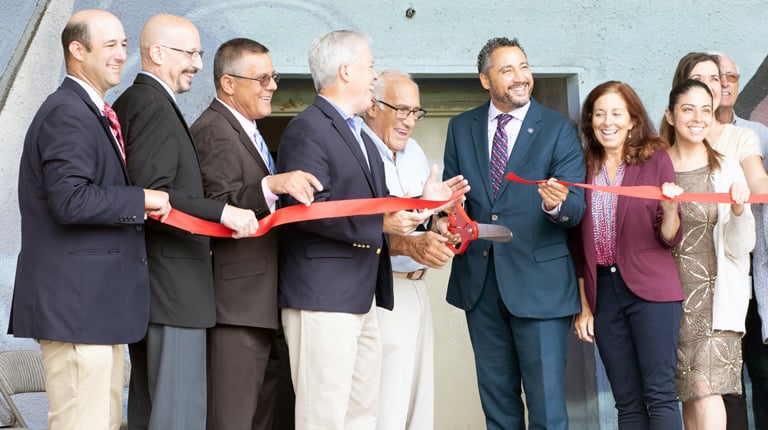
<box><xmin>191</xmin><ymin>37</ymin><xmax>321</xmax><ymax>430</ymax></box>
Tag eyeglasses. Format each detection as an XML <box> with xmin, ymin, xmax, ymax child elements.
<box><xmin>375</xmin><ymin>99</ymin><xmax>427</xmax><ymax>121</ymax></box>
<box><xmin>160</xmin><ymin>45</ymin><xmax>204</xmax><ymax>60</ymax></box>
<box><xmin>228</xmin><ymin>72</ymin><xmax>281</xmax><ymax>87</ymax></box>
<box><xmin>721</xmin><ymin>73</ymin><xmax>740</xmax><ymax>84</ymax></box>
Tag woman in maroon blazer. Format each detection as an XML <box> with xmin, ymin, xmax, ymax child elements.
<box><xmin>572</xmin><ymin>81</ymin><xmax>685</xmax><ymax>429</ymax></box>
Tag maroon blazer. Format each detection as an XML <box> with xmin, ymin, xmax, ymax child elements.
<box><xmin>574</xmin><ymin>150</ymin><xmax>684</xmax><ymax>312</ymax></box>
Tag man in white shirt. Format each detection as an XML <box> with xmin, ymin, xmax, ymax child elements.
<box><xmin>363</xmin><ymin>70</ymin><xmax>455</xmax><ymax>430</ymax></box>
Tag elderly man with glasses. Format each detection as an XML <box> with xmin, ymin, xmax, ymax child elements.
<box><xmin>362</xmin><ymin>70</ymin><xmax>454</xmax><ymax>430</ymax></box>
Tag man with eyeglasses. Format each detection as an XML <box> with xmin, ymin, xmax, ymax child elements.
<box><xmin>113</xmin><ymin>14</ymin><xmax>259</xmax><ymax>430</ymax></box>
<box><xmin>362</xmin><ymin>70</ymin><xmax>453</xmax><ymax>430</ymax></box>
<box><xmin>716</xmin><ymin>53</ymin><xmax>768</xmax><ymax>430</ymax></box>
<box><xmin>190</xmin><ymin>37</ymin><xmax>322</xmax><ymax>430</ymax></box>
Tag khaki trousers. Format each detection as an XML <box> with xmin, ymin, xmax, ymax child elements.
<box><xmin>282</xmin><ymin>300</ymin><xmax>381</xmax><ymax>430</ymax></box>
<box><xmin>39</xmin><ymin>341</ymin><xmax>124</xmax><ymax>430</ymax></box>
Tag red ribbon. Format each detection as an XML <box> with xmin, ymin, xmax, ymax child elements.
<box><xmin>150</xmin><ymin>192</ymin><xmax>462</xmax><ymax>238</ymax></box>
<box><xmin>505</xmin><ymin>172</ymin><xmax>768</xmax><ymax>204</ymax></box>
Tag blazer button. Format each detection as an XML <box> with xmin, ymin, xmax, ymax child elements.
<box><xmin>140</xmin><ymin>257</ymin><xmax>147</xmax><ymax>265</ymax></box>
<box><xmin>491</xmin><ymin>214</ymin><xmax>498</xmax><ymax>221</ymax></box>
<box><xmin>376</xmin><ymin>248</ymin><xmax>381</xmax><ymax>255</ymax></box>
<box><xmin>136</xmin><ymin>225</ymin><xmax>143</xmax><ymax>232</ymax></box>
<box><xmin>561</xmin><ymin>215</ymin><xmax>570</xmax><ymax>222</ymax></box>
<box><xmin>482</xmin><ymin>250</ymin><xmax>488</xmax><ymax>257</ymax></box>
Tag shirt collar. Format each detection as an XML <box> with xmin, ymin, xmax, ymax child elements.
<box><xmin>139</xmin><ymin>71</ymin><xmax>177</xmax><ymax>102</ymax></box>
<box><xmin>216</xmin><ymin>97</ymin><xmax>257</xmax><ymax>139</ymax></box>
<box><xmin>66</xmin><ymin>75</ymin><xmax>105</xmax><ymax>112</ymax></box>
<box><xmin>487</xmin><ymin>100</ymin><xmax>531</xmax><ymax>123</ymax></box>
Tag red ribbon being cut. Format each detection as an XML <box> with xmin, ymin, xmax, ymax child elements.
<box><xmin>506</xmin><ymin>172</ymin><xmax>768</xmax><ymax>204</ymax></box>
<box><xmin>151</xmin><ymin>192</ymin><xmax>462</xmax><ymax>238</ymax></box>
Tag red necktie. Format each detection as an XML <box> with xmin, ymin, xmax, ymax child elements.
<box><xmin>103</xmin><ymin>102</ymin><xmax>126</xmax><ymax>163</ymax></box>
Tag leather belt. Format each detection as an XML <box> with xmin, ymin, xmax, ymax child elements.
<box><xmin>393</xmin><ymin>269</ymin><xmax>427</xmax><ymax>281</ymax></box>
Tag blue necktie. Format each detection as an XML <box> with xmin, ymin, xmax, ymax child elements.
<box><xmin>253</xmin><ymin>127</ymin><xmax>275</xmax><ymax>175</ymax></box>
<box><xmin>491</xmin><ymin>114</ymin><xmax>513</xmax><ymax>198</ymax></box>
<box><xmin>346</xmin><ymin>117</ymin><xmax>370</xmax><ymax>170</ymax></box>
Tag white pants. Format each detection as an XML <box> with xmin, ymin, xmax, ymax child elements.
<box><xmin>376</xmin><ymin>277</ymin><xmax>435</xmax><ymax>430</ymax></box>
<box><xmin>283</xmin><ymin>300</ymin><xmax>381</xmax><ymax>430</ymax></box>
<box><xmin>40</xmin><ymin>341</ymin><xmax>124</xmax><ymax>430</ymax></box>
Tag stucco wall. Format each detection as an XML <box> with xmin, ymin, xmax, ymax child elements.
<box><xmin>1</xmin><ymin>1</ymin><xmax>767</xmax><ymax>428</ymax></box>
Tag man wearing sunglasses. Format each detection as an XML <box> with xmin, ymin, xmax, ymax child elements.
<box><xmin>191</xmin><ymin>37</ymin><xmax>321</xmax><ymax>430</ymax></box>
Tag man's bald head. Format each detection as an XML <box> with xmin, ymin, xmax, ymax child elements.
<box><xmin>138</xmin><ymin>14</ymin><xmax>203</xmax><ymax>94</ymax></box>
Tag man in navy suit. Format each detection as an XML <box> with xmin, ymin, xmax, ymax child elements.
<box><xmin>10</xmin><ymin>9</ymin><xmax>170</xmax><ymax>430</ymax></box>
<box><xmin>277</xmin><ymin>30</ymin><xmax>463</xmax><ymax>429</ymax></box>
<box><xmin>442</xmin><ymin>37</ymin><xmax>585</xmax><ymax>430</ymax></box>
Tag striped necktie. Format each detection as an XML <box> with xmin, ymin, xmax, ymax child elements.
<box><xmin>491</xmin><ymin>113</ymin><xmax>513</xmax><ymax>198</ymax></box>
<box><xmin>253</xmin><ymin>127</ymin><xmax>275</xmax><ymax>174</ymax></box>
<box><xmin>103</xmin><ymin>102</ymin><xmax>126</xmax><ymax>163</ymax></box>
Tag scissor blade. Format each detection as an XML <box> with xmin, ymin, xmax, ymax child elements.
<box><xmin>476</xmin><ymin>224</ymin><xmax>513</xmax><ymax>242</ymax></box>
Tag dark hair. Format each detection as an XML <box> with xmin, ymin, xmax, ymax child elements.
<box><xmin>213</xmin><ymin>38</ymin><xmax>269</xmax><ymax>91</ymax></box>
<box><xmin>61</xmin><ymin>19</ymin><xmax>91</xmax><ymax>63</ymax></box>
<box><xmin>581</xmin><ymin>81</ymin><xmax>668</xmax><ymax>176</ymax></box>
<box><xmin>660</xmin><ymin>52</ymin><xmax>721</xmax><ymax>138</ymax></box>
<box><xmin>477</xmin><ymin>37</ymin><xmax>525</xmax><ymax>74</ymax></box>
<box><xmin>663</xmin><ymin>78</ymin><xmax>722</xmax><ymax>170</ymax></box>
<box><xmin>671</xmin><ymin>52</ymin><xmax>720</xmax><ymax>89</ymax></box>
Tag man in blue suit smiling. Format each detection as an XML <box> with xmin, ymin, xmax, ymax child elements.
<box><xmin>442</xmin><ymin>37</ymin><xmax>585</xmax><ymax>430</ymax></box>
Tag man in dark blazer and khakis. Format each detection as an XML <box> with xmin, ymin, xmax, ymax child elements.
<box><xmin>190</xmin><ymin>38</ymin><xmax>321</xmax><ymax>430</ymax></box>
<box><xmin>11</xmin><ymin>9</ymin><xmax>170</xmax><ymax>430</ymax></box>
<box><xmin>113</xmin><ymin>14</ymin><xmax>258</xmax><ymax>430</ymax></box>
<box><xmin>277</xmin><ymin>30</ymin><xmax>464</xmax><ymax>429</ymax></box>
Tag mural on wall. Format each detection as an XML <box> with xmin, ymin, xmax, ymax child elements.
<box><xmin>737</xmin><ymin>53</ymin><xmax>768</xmax><ymax>126</ymax></box>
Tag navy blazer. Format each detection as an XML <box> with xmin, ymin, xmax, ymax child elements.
<box><xmin>277</xmin><ymin>96</ymin><xmax>393</xmax><ymax>313</ymax></box>
<box><xmin>113</xmin><ymin>74</ymin><xmax>225</xmax><ymax>328</ymax></box>
<box><xmin>443</xmin><ymin>99</ymin><xmax>585</xmax><ymax>318</ymax></box>
<box><xmin>575</xmin><ymin>150</ymin><xmax>684</xmax><ymax>312</ymax></box>
<box><xmin>11</xmin><ymin>78</ymin><xmax>148</xmax><ymax>344</ymax></box>
<box><xmin>191</xmin><ymin>99</ymin><xmax>279</xmax><ymax>329</ymax></box>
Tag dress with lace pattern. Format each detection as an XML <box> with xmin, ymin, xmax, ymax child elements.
<box><xmin>672</xmin><ymin>165</ymin><xmax>742</xmax><ymax>402</ymax></box>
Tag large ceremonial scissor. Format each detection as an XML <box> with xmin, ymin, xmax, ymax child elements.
<box><xmin>446</xmin><ymin>205</ymin><xmax>513</xmax><ymax>254</ymax></box>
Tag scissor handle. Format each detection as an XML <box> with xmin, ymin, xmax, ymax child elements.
<box><xmin>445</xmin><ymin>205</ymin><xmax>477</xmax><ymax>254</ymax></box>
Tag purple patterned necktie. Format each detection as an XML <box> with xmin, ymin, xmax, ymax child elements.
<box><xmin>491</xmin><ymin>113</ymin><xmax>513</xmax><ymax>198</ymax></box>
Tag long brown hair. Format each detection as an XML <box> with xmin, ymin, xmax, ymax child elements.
<box><xmin>580</xmin><ymin>81</ymin><xmax>668</xmax><ymax>176</ymax></box>
<box><xmin>662</xmin><ymin>78</ymin><xmax>722</xmax><ymax>171</ymax></box>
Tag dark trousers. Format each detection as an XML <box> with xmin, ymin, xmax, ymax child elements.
<box><xmin>128</xmin><ymin>324</ymin><xmax>207</xmax><ymax>430</ymax></box>
<box><xmin>594</xmin><ymin>266</ymin><xmax>682</xmax><ymax>430</ymax></box>
<box><xmin>465</xmin><ymin>254</ymin><xmax>570</xmax><ymax>430</ymax></box>
<box><xmin>744</xmin><ymin>296</ymin><xmax>768</xmax><ymax>430</ymax></box>
<box><xmin>207</xmin><ymin>325</ymin><xmax>279</xmax><ymax>430</ymax></box>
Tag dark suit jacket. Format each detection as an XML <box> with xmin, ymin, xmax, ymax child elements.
<box><xmin>113</xmin><ymin>73</ymin><xmax>225</xmax><ymax>329</ymax></box>
<box><xmin>574</xmin><ymin>150</ymin><xmax>684</xmax><ymax>312</ymax></box>
<box><xmin>277</xmin><ymin>95</ymin><xmax>393</xmax><ymax>313</ymax></box>
<box><xmin>443</xmin><ymin>99</ymin><xmax>585</xmax><ymax>318</ymax></box>
<box><xmin>191</xmin><ymin>99</ymin><xmax>278</xmax><ymax>329</ymax></box>
<box><xmin>11</xmin><ymin>77</ymin><xmax>148</xmax><ymax>344</ymax></box>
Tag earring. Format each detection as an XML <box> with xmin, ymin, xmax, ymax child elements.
<box><xmin>628</xmin><ymin>128</ymin><xmax>632</xmax><ymax>139</ymax></box>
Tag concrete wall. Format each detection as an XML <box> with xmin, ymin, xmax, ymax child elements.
<box><xmin>1</xmin><ymin>1</ymin><xmax>767</xmax><ymax>428</ymax></box>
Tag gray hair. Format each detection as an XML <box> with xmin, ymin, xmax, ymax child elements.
<box><xmin>308</xmin><ymin>30</ymin><xmax>371</xmax><ymax>92</ymax></box>
<box><xmin>372</xmin><ymin>70</ymin><xmax>417</xmax><ymax>101</ymax></box>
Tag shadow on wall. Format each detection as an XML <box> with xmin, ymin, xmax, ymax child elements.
<box><xmin>736</xmin><ymin>53</ymin><xmax>768</xmax><ymax>126</ymax></box>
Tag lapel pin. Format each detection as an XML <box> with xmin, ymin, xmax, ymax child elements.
<box><xmin>527</xmin><ymin>128</ymin><xmax>534</xmax><ymax>134</ymax></box>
